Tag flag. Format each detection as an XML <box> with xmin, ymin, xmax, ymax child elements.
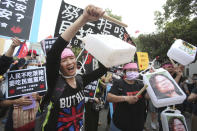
<box><xmin>15</xmin><ymin>42</ymin><xmax>28</xmax><ymax>58</ymax></box>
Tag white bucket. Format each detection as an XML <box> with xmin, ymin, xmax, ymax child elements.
<box><xmin>161</xmin><ymin>108</ymin><xmax>188</xmax><ymax>131</ymax></box>
<box><xmin>167</xmin><ymin>39</ymin><xmax>197</xmax><ymax>65</ymax></box>
<box><xmin>143</xmin><ymin>68</ymin><xmax>186</xmax><ymax>108</ymax></box>
<box><xmin>81</xmin><ymin>34</ymin><xmax>136</xmax><ymax>68</ymax></box>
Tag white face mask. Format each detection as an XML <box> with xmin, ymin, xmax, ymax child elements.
<box><xmin>27</xmin><ymin>66</ymin><xmax>37</xmax><ymax>69</ymax></box>
<box><xmin>125</xmin><ymin>71</ymin><xmax>139</xmax><ymax>80</ymax></box>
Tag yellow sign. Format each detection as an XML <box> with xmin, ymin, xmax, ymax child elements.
<box><xmin>137</xmin><ymin>52</ymin><xmax>149</xmax><ymax>70</ymax></box>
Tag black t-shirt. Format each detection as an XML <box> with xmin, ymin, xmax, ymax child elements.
<box><xmin>46</xmin><ymin>80</ymin><xmax>85</xmax><ymax>131</ymax></box>
<box><xmin>192</xmin><ymin>87</ymin><xmax>197</xmax><ymax>115</ymax></box>
<box><xmin>109</xmin><ymin>79</ymin><xmax>146</xmax><ymax>131</ymax></box>
<box><xmin>44</xmin><ymin>36</ymin><xmax>108</xmax><ymax>131</ymax></box>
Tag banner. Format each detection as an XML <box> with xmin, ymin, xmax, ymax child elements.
<box><xmin>84</xmin><ymin>80</ymin><xmax>98</xmax><ymax>99</ymax></box>
<box><xmin>54</xmin><ymin>1</ymin><xmax>135</xmax><ymax>47</ymax></box>
<box><xmin>7</xmin><ymin>67</ymin><xmax>47</xmax><ymax>98</ymax></box>
<box><xmin>137</xmin><ymin>52</ymin><xmax>149</xmax><ymax>70</ymax></box>
<box><xmin>0</xmin><ymin>0</ymin><xmax>42</xmax><ymax>42</ymax></box>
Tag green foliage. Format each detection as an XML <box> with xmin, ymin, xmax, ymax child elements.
<box><xmin>135</xmin><ymin>0</ymin><xmax>197</xmax><ymax>63</ymax></box>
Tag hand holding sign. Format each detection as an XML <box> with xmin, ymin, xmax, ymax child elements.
<box><xmin>14</xmin><ymin>95</ymin><xmax>32</xmax><ymax>106</ymax></box>
<box><xmin>135</xmin><ymin>85</ymin><xmax>148</xmax><ymax>97</ymax></box>
<box><xmin>11</xmin><ymin>37</ymin><xmax>24</xmax><ymax>48</ymax></box>
<box><xmin>125</xmin><ymin>95</ymin><xmax>138</xmax><ymax>104</ymax></box>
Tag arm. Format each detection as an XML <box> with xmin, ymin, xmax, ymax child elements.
<box><xmin>107</xmin><ymin>93</ymin><xmax>138</xmax><ymax>104</ymax></box>
<box><xmin>61</xmin><ymin>5</ymin><xmax>104</xmax><ymax>42</ymax></box>
<box><xmin>0</xmin><ymin>37</ymin><xmax>22</xmax><ymax>75</ymax></box>
<box><xmin>82</xmin><ymin>63</ymin><xmax>108</xmax><ymax>86</ymax></box>
<box><xmin>0</xmin><ymin>96</ymin><xmax>32</xmax><ymax>107</ymax></box>
<box><xmin>174</xmin><ymin>67</ymin><xmax>183</xmax><ymax>84</ymax></box>
<box><xmin>107</xmin><ymin>93</ymin><xmax>125</xmax><ymax>103</ymax></box>
<box><xmin>5</xmin><ymin>37</ymin><xmax>22</xmax><ymax>57</ymax></box>
<box><xmin>106</xmin><ymin>79</ymin><xmax>138</xmax><ymax>104</ymax></box>
<box><xmin>145</xmin><ymin>93</ymin><xmax>150</xmax><ymax>100</ymax></box>
<box><xmin>188</xmin><ymin>93</ymin><xmax>197</xmax><ymax>102</ymax></box>
<box><xmin>46</xmin><ymin>5</ymin><xmax>105</xmax><ymax>89</ymax></box>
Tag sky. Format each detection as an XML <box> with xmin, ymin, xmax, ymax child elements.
<box><xmin>38</xmin><ymin>0</ymin><xmax>167</xmax><ymax>41</ymax></box>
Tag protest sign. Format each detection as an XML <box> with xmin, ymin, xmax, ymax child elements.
<box><xmin>84</xmin><ymin>80</ymin><xmax>99</xmax><ymax>99</ymax></box>
<box><xmin>137</xmin><ymin>52</ymin><xmax>149</xmax><ymax>70</ymax></box>
<box><xmin>7</xmin><ymin>67</ymin><xmax>47</xmax><ymax>98</ymax></box>
<box><xmin>40</xmin><ymin>38</ymin><xmax>57</xmax><ymax>55</ymax></box>
<box><xmin>0</xmin><ymin>0</ymin><xmax>38</xmax><ymax>40</ymax></box>
<box><xmin>54</xmin><ymin>1</ymin><xmax>135</xmax><ymax>47</ymax></box>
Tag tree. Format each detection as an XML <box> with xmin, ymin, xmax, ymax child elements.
<box><xmin>135</xmin><ymin>0</ymin><xmax>197</xmax><ymax>63</ymax></box>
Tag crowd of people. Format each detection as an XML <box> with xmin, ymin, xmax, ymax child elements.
<box><xmin>0</xmin><ymin>4</ymin><xmax>197</xmax><ymax>131</ymax></box>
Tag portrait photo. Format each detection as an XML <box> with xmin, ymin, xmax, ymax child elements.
<box><xmin>146</xmin><ymin>71</ymin><xmax>183</xmax><ymax>99</ymax></box>
<box><xmin>167</xmin><ymin>116</ymin><xmax>188</xmax><ymax>131</ymax></box>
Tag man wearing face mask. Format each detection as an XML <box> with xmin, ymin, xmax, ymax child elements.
<box><xmin>107</xmin><ymin>62</ymin><xmax>147</xmax><ymax>131</ymax></box>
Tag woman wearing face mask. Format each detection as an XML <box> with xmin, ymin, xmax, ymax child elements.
<box><xmin>107</xmin><ymin>63</ymin><xmax>148</xmax><ymax>131</ymax></box>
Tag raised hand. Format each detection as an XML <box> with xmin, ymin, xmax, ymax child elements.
<box><xmin>82</xmin><ymin>5</ymin><xmax>105</xmax><ymax>22</ymax></box>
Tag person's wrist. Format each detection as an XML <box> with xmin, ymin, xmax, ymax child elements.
<box><xmin>122</xmin><ymin>96</ymin><xmax>126</xmax><ymax>102</ymax></box>
<box><xmin>10</xmin><ymin>43</ymin><xmax>17</xmax><ymax>49</ymax></box>
<box><xmin>78</xmin><ymin>15</ymin><xmax>88</xmax><ymax>25</ymax></box>
<box><xmin>13</xmin><ymin>99</ymin><xmax>18</xmax><ymax>105</ymax></box>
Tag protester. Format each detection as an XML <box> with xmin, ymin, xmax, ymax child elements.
<box><xmin>84</xmin><ymin>77</ymin><xmax>105</xmax><ymax>131</ymax></box>
<box><xmin>39</xmin><ymin>5</ymin><xmax>107</xmax><ymax>131</ymax></box>
<box><xmin>0</xmin><ymin>37</ymin><xmax>23</xmax><ymax>75</ymax></box>
<box><xmin>162</xmin><ymin>62</ymin><xmax>184</xmax><ymax>84</ymax></box>
<box><xmin>107</xmin><ymin>62</ymin><xmax>147</xmax><ymax>131</ymax></box>
<box><xmin>149</xmin><ymin>74</ymin><xmax>182</xmax><ymax>99</ymax></box>
<box><xmin>0</xmin><ymin>56</ymin><xmax>42</xmax><ymax>131</ymax></box>
<box><xmin>26</xmin><ymin>49</ymin><xmax>39</xmax><ymax>60</ymax></box>
<box><xmin>188</xmin><ymin>74</ymin><xmax>197</xmax><ymax>131</ymax></box>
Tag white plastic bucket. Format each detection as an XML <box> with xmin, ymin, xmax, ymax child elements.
<box><xmin>81</xmin><ymin>34</ymin><xmax>136</xmax><ymax>68</ymax></box>
<box><xmin>143</xmin><ymin>68</ymin><xmax>186</xmax><ymax>108</ymax></box>
<box><xmin>161</xmin><ymin>108</ymin><xmax>188</xmax><ymax>131</ymax></box>
<box><xmin>167</xmin><ymin>39</ymin><xmax>197</xmax><ymax>65</ymax></box>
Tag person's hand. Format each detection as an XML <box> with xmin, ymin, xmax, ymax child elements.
<box><xmin>175</xmin><ymin>67</ymin><xmax>183</xmax><ymax>76</ymax></box>
<box><xmin>10</xmin><ymin>37</ymin><xmax>24</xmax><ymax>48</ymax></box>
<box><xmin>31</xmin><ymin>92</ymin><xmax>39</xmax><ymax>100</ymax></box>
<box><xmin>14</xmin><ymin>96</ymin><xmax>32</xmax><ymax>106</ymax></box>
<box><xmin>125</xmin><ymin>95</ymin><xmax>138</xmax><ymax>104</ymax></box>
<box><xmin>82</xmin><ymin>5</ymin><xmax>105</xmax><ymax>22</ymax></box>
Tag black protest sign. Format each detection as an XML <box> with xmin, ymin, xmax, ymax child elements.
<box><xmin>40</xmin><ymin>38</ymin><xmax>57</xmax><ymax>55</ymax></box>
<box><xmin>84</xmin><ymin>80</ymin><xmax>98</xmax><ymax>99</ymax></box>
<box><xmin>54</xmin><ymin>1</ymin><xmax>135</xmax><ymax>47</ymax></box>
<box><xmin>0</xmin><ymin>0</ymin><xmax>36</xmax><ymax>40</ymax></box>
<box><xmin>7</xmin><ymin>67</ymin><xmax>47</xmax><ymax>98</ymax></box>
